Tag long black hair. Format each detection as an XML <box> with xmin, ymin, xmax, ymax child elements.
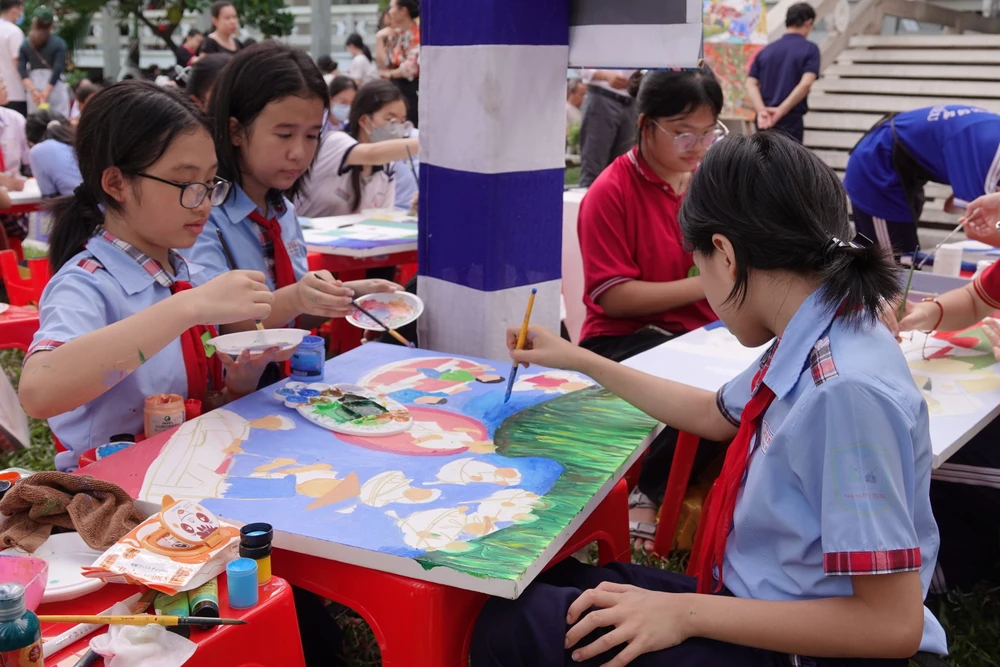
<box><xmin>25</xmin><ymin>109</ymin><xmax>74</xmax><ymax>146</ymax></box>
<box><xmin>48</xmin><ymin>81</ymin><xmax>210</xmax><ymax>272</ymax></box>
<box><xmin>210</xmin><ymin>41</ymin><xmax>329</xmax><ymax>203</ymax></box>
<box><xmin>630</xmin><ymin>68</ymin><xmax>723</xmax><ymax>145</ymax></box>
<box><xmin>680</xmin><ymin>131</ymin><xmax>900</xmax><ymax>323</ymax></box>
<box><xmin>345</xmin><ymin>33</ymin><xmax>372</xmax><ymax>62</ymax></box>
<box><xmin>186</xmin><ymin>53</ymin><xmax>231</xmax><ymax>105</ymax></box>
<box><xmin>344</xmin><ymin>79</ymin><xmax>403</xmax><ymax>210</ymax></box>
<box><xmin>328</xmin><ymin>75</ymin><xmax>357</xmax><ymax>101</ymax></box>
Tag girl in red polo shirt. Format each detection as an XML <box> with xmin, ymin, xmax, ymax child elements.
<box><xmin>577</xmin><ymin>68</ymin><xmax>726</xmax><ymax>551</ymax></box>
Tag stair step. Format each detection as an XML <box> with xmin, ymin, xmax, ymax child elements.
<box><xmin>824</xmin><ymin>63</ymin><xmax>1000</xmax><ymax>81</ymax></box>
<box><xmin>848</xmin><ymin>34</ymin><xmax>1000</xmax><ymax>49</ymax></box>
<box><xmin>803</xmin><ymin>130</ymin><xmax>863</xmax><ymax>149</ymax></box>
<box><xmin>839</xmin><ymin>48</ymin><xmax>1000</xmax><ymax>64</ymax></box>
<box><xmin>809</xmin><ymin>93</ymin><xmax>1000</xmax><ymax>114</ymax></box>
<box><xmin>805</xmin><ymin>112</ymin><xmax>883</xmax><ymax>131</ymax></box>
<box><xmin>814</xmin><ymin>77</ymin><xmax>1000</xmax><ymax>98</ymax></box>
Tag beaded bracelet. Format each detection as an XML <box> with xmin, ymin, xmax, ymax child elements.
<box><xmin>921</xmin><ymin>297</ymin><xmax>944</xmax><ymax>331</ymax></box>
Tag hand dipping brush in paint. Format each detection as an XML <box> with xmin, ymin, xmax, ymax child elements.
<box><xmin>18</xmin><ymin>81</ymin><xmax>280</xmax><ymax>472</ymax></box>
<box><xmin>185</xmin><ymin>42</ymin><xmax>401</xmax><ymax>338</ymax></box>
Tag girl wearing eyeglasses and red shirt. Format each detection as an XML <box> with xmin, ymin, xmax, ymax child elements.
<box><xmin>577</xmin><ymin>68</ymin><xmax>728</xmax><ymax>551</ymax></box>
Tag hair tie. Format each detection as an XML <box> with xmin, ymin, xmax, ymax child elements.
<box><xmin>824</xmin><ymin>232</ymin><xmax>874</xmax><ymax>258</ymax></box>
<box><xmin>46</xmin><ymin>120</ymin><xmax>60</xmax><ymax>130</ymax></box>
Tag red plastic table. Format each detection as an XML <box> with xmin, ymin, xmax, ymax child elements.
<box><xmin>0</xmin><ymin>304</ymin><xmax>39</xmax><ymax>351</ymax></box>
<box><xmin>41</xmin><ymin>577</ymin><xmax>305</xmax><ymax>667</ymax></box>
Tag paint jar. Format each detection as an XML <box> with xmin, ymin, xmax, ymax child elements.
<box><xmin>187</xmin><ymin>578</ymin><xmax>219</xmax><ymax>630</ymax></box>
<box><xmin>239</xmin><ymin>523</ymin><xmax>273</xmax><ymax>586</ymax></box>
<box><xmin>154</xmin><ymin>590</ymin><xmax>191</xmax><ymax>638</ymax></box>
<box><xmin>290</xmin><ymin>336</ymin><xmax>325</xmax><ymax>382</ymax></box>
<box><xmin>933</xmin><ymin>244</ymin><xmax>963</xmax><ymax>278</ymax></box>
<box><xmin>203</xmin><ymin>391</ymin><xmax>225</xmax><ymax>413</ymax></box>
<box><xmin>144</xmin><ymin>394</ymin><xmax>185</xmax><ymax>439</ymax></box>
<box><xmin>0</xmin><ymin>583</ymin><xmax>42</xmax><ymax>667</ymax></box>
<box><xmin>184</xmin><ymin>399</ymin><xmax>202</xmax><ymax>420</ymax></box>
<box><xmin>226</xmin><ymin>558</ymin><xmax>259</xmax><ymax>609</ymax></box>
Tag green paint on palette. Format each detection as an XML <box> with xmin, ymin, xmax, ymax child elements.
<box><xmin>415</xmin><ymin>387</ymin><xmax>656</xmax><ymax>580</ymax></box>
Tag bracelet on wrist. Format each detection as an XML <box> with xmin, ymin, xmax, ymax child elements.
<box><xmin>921</xmin><ymin>297</ymin><xmax>944</xmax><ymax>331</ymax></box>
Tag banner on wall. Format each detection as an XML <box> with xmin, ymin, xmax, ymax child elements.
<box><xmin>703</xmin><ymin>0</ymin><xmax>768</xmax><ymax>119</ymax></box>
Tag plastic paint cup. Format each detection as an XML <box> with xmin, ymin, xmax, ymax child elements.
<box><xmin>290</xmin><ymin>336</ymin><xmax>325</xmax><ymax>382</ymax></box>
<box><xmin>239</xmin><ymin>523</ymin><xmax>273</xmax><ymax>586</ymax></box>
<box><xmin>933</xmin><ymin>244</ymin><xmax>963</xmax><ymax>278</ymax></box>
<box><xmin>226</xmin><ymin>558</ymin><xmax>259</xmax><ymax>609</ymax></box>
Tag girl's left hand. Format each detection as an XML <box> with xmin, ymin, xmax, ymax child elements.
<box><xmin>343</xmin><ymin>279</ymin><xmax>402</xmax><ymax>298</ymax></box>
<box><xmin>564</xmin><ymin>582</ymin><xmax>690</xmax><ymax>666</ymax></box>
<box><xmin>982</xmin><ymin>318</ymin><xmax>1000</xmax><ymax>362</ymax></box>
<box><xmin>219</xmin><ymin>346</ymin><xmax>286</xmax><ymax>397</ymax></box>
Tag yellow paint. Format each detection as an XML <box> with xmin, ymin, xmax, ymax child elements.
<box><xmin>466</xmin><ymin>441</ymin><xmax>496</xmax><ymax>454</ymax></box>
<box><xmin>403</xmin><ymin>487</ymin><xmax>434</xmax><ymax>501</ymax></box>
<box><xmin>909</xmin><ymin>358</ymin><xmax>983</xmax><ymax>375</ymax></box>
<box><xmin>282</xmin><ymin>463</ymin><xmax>333</xmax><ymax>475</ymax></box>
<box><xmin>958</xmin><ymin>375</ymin><xmax>1000</xmax><ymax>393</ymax></box>
<box><xmin>305</xmin><ymin>472</ymin><xmax>361</xmax><ymax>510</ymax></box>
<box><xmin>253</xmin><ymin>457</ymin><xmax>298</xmax><ymax>474</ymax></box>
<box><xmin>250</xmin><ymin>415</ymin><xmax>289</xmax><ymax>430</ymax></box>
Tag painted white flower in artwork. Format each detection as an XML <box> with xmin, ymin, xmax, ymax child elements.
<box><xmin>387</xmin><ymin>506</ymin><xmax>473</xmax><ymax>551</ymax></box>
<box><xmin>429</xmin><ymin>457</ymin><xmax>522</xmax><ymax>486</ymax></box>
<box><xmin>359</xmin><ymin>470</ymin><xmax>441</xmax><ymax>507</ymax></box>
<box><xmin>470</xmin><ymin>488</ymin><xmax>546</xmax><ymax>525</ymax></box>
<box><xmin>407</xmin><ymin>419</ymin><xmax>478</xmax><ymax>451</ymax></box>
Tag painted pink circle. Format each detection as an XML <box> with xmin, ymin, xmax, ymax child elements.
<box><xmin>337</xmin><ymin>406</ymin><xmax>488</xmax><ymax>456</ymax></box>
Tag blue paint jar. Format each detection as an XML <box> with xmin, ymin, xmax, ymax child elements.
<box><xmin>290</xmin><ymin>336</ymin><xmax>325</xmax><ymax>382</ymax></box>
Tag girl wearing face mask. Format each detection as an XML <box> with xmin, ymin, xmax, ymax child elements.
<box><xmin>325</xmin><ymin>76</ymin><xmax>357</xmax><ymax>132</ymax></box>
<box><xmin>295</xmin><ymin>79</ymin><xmax>418</xmax><ymax>218</ymax></box>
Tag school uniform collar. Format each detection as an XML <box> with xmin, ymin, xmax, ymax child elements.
<box><xmin>86</xmin><ymin>227</ymin><xmax>192</xmax><ymax>295</ymax></box>
<box><xmin>218</xmin><ymin>183</ymin><xmax>286</xmax><ymax>224</ymax></box>
<box><xmin>759</xmin><ymin>289</ymin><xmax>838</xmax><ymax>400</ymax></box>
<box><xmin>627</xmin><ymin>147</ymin><xmax>681</xmax><ymax>198</ymax></box>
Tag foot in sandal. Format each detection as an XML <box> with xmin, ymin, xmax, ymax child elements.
<box><xmin>628</xmin><ymin>487</ymin><xmax>658</xmax><ymax>553</ymax></box>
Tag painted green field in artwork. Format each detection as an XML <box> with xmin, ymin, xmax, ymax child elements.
<box><xmin>415</xmin><ymin>387</ymin><xmax>658</xmax><ymax>585</ymax></box>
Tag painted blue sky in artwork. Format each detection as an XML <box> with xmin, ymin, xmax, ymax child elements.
<box><xmin>199</xmin><ymin>344</ymin><xmax>581</xmax><ymax>564</ymax></box>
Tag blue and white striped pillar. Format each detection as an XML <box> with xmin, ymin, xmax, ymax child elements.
<box><xmin>417</xmin><ymin>0</ymin><xmax>570</xmax><ymax>361</ymax></box>
<box><xmin>418</xmin><ymin>0</ymin><xmax>703</xmax><ymax>361</ymax></box>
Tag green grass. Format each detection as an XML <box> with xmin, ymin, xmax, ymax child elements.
<box><xmin>1</xmin><ymin>352</ymin><xmax>996</xmax><ymax>665</ymax></box>
<box><xmin>566</xmin><ymin>166</ymin><xmax>581</xmax><ymax>187</ymax></box>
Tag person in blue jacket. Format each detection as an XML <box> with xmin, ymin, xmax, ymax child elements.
<box><xmin>844</xmin><ymin>105</ymin><xmax>1000</xmax><ymax>255</ymax></box>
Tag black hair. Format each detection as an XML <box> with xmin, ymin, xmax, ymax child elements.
<box><xmin>242</xmin><ymin>37</ymin><xmax>256</xmax><ymax>46</ymax></box>
<box><xmin>394</xmin><ymin>0</ymin><xmax>419</xmax><ymax>19</ymax></box>
<box><xmin>317</xmin><ymin>55</ymin><xmax>337</xmax><ymax>74</ymax></box>
<box><xmin>328</xmin><ymin>75</ymin><xmax>357</xmax><ymax>100</ymax></box>
<box><xmin>48</xmin><ymin>81</ymin><xmax>210</xmax><ymax>272</ymax></box>
<box><xmin>25</xmin><ymin>109</ymin><xmax>74</xmax><ymax>146</ymax></box>
<box><xmin>210</xmin><ymin>41</ymin><xmax>329</xmax><ymax>202</ymax></box>
<box><xmin>0</xmin><ymin>0</ymin><xmax>22</xmax><ymax>13</ymax></box>
<box><xmin>679</xmin><ymin>131</ymin><xmax>900</xmax><ymax>324</ymax></box>
<box><xmin>210</xmin><ymin>0</ymin><xmax>234</xmax><ymax>19</ymax></box>
<box><xmin>629</xmin><ymin>67</ymin><xmax>723</xmax><ymax>146</ymax></box>
<box><xmin>187</xmin><ymin>53</ymin><xmax>230</xmax><ymax>103</ymax></box>
<box><xmin>786</xmin><ymin>2</ymin><xmax>816</xmax><ymax>27</ymax></box>
<box><xmin>345</xmin><ymin>33</ymin><xmax>372</xmax><ymax>62</ymax></box>
<box><xmin>75</xmin><ymin>81</ymin><xmax>99</xmax><ymax>105</ymax></box>
<box><xmin>186</xmin><ymin>27</ymin><xmax>203</xmax><ymax>39</ymax></box>
<box><xmin>340</xmin><ymin>79</ymin><xmax>403</xmax><ymax>210</ymax></box>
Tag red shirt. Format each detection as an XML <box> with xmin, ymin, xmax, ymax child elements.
<box><xmin>974</xmin><ymin>260</ymin><xmax>1000</xmax><ymax>309</ymax></box>
<box><xmin>579</xmin><ymin>147</ymin><xmax>716</xmax><ymax>341</ymax></box>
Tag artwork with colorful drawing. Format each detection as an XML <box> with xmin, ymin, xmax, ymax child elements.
<box><xmin>132</xmin><ymin>343</ymin><xmax>657</xmax><ymax>587</ymax></box>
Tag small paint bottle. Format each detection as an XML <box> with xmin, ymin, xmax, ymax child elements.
<box><xmin>184</xmin><ymin>399</ymin><xmax>202</xmax><ymax>420</ymax></box>
<box><xmin>154</xmin><ymin>590</ymin><xmax>191</xmax><ymax>638</ymax></box>
<box><xmin>187</xmin><ymin>578</ymin><xmax>220</xmax><ymax>630</ymax></box>
<box><xmin>144</xmin><ymin>394</ymin><xmax>186</xmax><ymax>439</ymax></box>
<box><xmin>289</xmin><ymin>336</ymin><xmax>325</xmax><ymax>382</ymax></box>
<box><xmin>226</xmin><ymin>558</ymin><xmax>259</xmax><ymax>609</ymax></box>
<box><xmin>0</xmin><ymin>583</ymin><xmax>42</xmax><ymax>667</ymax></box>
<box><xmin>239</xmin><ymin>523</ymin><xmax>273</xmax><ymax>586</ymax></box>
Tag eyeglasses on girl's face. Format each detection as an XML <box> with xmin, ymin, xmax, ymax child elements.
<box><xmin>653</xmin><ymin>120</ymin><xmax>729</xmax><ymax>153</ymax></box>
<box><xmin>137</xmin><ymin>173</ymin><xmax>231</xmax><ymax>209</ymax></box>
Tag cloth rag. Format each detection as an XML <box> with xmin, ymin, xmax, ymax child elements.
<box><xmin>90</xmin><ymin>602</ymin><xmax>197</xmax><ymax>667</ymax></box>
<box><xmin>0</xmin><ymin>471</ymin><xmax>144</xmax><ymax>553</ymax></box>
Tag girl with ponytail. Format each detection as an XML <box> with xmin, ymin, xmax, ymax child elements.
<box><xmin>20</xmin><ymin>81</ymin><xmax>279</xmax><ymax>472</ymax></box>
<box><xmin>471</xmin><ymin>132</ymin><xmax>947</xmax><ymax>666</ymax></box>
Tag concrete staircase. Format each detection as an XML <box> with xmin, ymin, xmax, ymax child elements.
<box><xmin>806</xmin><ymin>33</ymin><xmax>1000</xmax><ymax>243</ymax></box>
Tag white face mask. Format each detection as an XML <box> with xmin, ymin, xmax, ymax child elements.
<box><xmin>331</xmin><ymin>103</ymin><xmax>351</xmax><ymax>123</ymax></box>
<box><xmin>368</xmin><ymin>119</ymin><xmax>413</xmax><ymax>142</ymax></box>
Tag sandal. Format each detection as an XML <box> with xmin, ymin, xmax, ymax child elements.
<box><xmin>628</xmin><ymin>488</ymin><xmax>659</xmax><ymax>548</ymax></box>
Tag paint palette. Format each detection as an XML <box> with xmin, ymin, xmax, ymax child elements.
<box><xmin>275</xmin><ymin>382</ymin><xmax>413</xmax><ymax>437</ymax></box>
<box><xmin>347</xmin><ymin>292</ymin><xmax>424</xmax><ymax>331</ymax></box>
<box><xmin>207</xmin><ymin>328</ymin><xmax>310</xmax><ymax>357</ymax></box>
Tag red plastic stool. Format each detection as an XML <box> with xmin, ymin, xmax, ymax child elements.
<box><xmin>41</xmin><ymin>577</ymin><xmax>305</xmax><ymax>667</ymax></box>
<box><xmin>0</xmin><ymin>249</ymin><xmax>50</xmax><ymax>306</ymax></box>
<box><xmin>272</xmin><ymin>477</ymin><xmax>631</xmax><ymax>667</ymax></box>
<box><xmin>0</xmin><ymin>305</ymin><xmax>39</xmax><ymax>351</ymax></box>
<box><xmin>652</xmin><ymin>430</ymin><xmax>701</xmax><ymax>557</ymax></box>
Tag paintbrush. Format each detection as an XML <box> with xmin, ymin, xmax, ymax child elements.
<box><xmin>216</xmin><ymin>228</ymin><xmax>265</xmax><ymax>333</ymax></box>
<box><xmin>50</xmin><ymin>589</ymin><xmax>158</xmax><ymax>665</ymax></box>
<box><xmin>505</xmin><ymin>288</ymin><xmax>537</xmax><ymax>404</ymax></box>
<box><xmin>897</xmin><ymin>246</ymin><xmax>919</xmax><ymax>322</ymax></box>
<box><xmin>39</xmin><ymin>615</ymin><xmax>247</xmax><ymax>627</ymax></box>
<box><xmin>351</xmin><ymin>298</ymin><xmax>413</xmax><ymax>348</ymax></box>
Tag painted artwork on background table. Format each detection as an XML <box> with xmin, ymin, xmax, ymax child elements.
<box><xmin>704</xmin><ymin>0</ymin><xmax>767</xmax><ymax>44</ymax></box>
<box><xmin>136</xmin><ymin>343</ymin><xmax>658</xmax><ymax>585</ymax></box>
<box><xmin>301</xmin><ymin>219</ymin><xmax>418</xmax><ymax>250</ymax></box>
<box><xmin>900</xmin><ymin>326</ymin><xmax>1000</xmax><ymax>417</ymax></box>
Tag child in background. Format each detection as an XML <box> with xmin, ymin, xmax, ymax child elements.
<box><xmin>473</xmin><ymin>131</ymin><xmax>946</xmax><ymax>666</ymax></box>
<box><xmin>0</xmin><ymin>76</ymin><xmax>29</xmax><ymax>243</ymax></box>
<box><xmin>325</xmin><ymin>75</ymin><xmax>357</xmax><ymax>133</ymax></box>
<box><xmin>184</xmin><ymin>53</ymin><xmax>231</xmax><ymax>112</ymax></box>
<box><xmin>25</xmin><ymin>109</ymin><xmax>82</xmax><ymax>196</ymax></box>
<box><xmin>189</xmin><ymin>41</ymin><xmax>399</xmax><ymax>330</ymax></box>
<box><xmin>295</xmin><ymin>79</ymin><xmax>418</xmax><ymax>218</ymax></box>
<box><xmin>579</xmin><ymin>68</ymin><xmax>724</xmax><ymax>551</ymax></box>
<box><xmin>70</xmin><ymin>80</ymin><xmax>98</xmax><ymax>124</ymax></box>
<box><xmin>345</xmin><ymin>32</ymin><xmax>378</xmax><ymax>85</ymax></box>
<box><xmin>316</xmin><ymin>54</ymin><xmax>338</xmax><ymax>85</ymax></box>
<box><xmin>18</xmin><ymin>81</ymin><xmax>277</xmax><ymax>470</ymax></box>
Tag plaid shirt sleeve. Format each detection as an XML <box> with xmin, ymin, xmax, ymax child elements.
<box><xmin>26</xmin><ymin>267</ymin><xmax>112</xmax><ymax>361</ymax></box>
<box><xmin>811</xmin><ymin>377</ymin><xmax>923</xmax><ymax>576</ymax></box>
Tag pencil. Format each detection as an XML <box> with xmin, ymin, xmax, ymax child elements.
<box><xmin>504</xmin><ymin>288</ymin><xmax>537</xmax><ymax>404</ymax></box>
<box><xmin>218</xmin><ymin>228</ymin><xmax>264</xmax><ymax>331</ymax></box>
<box><xmin>39</xmin><ymin>615</ymin><xmax>247</xmax><ymax>627</ymax></box>
<box><xmin>352</xmin><ymin>299</ymin><xmax>413</xmax><ymax>347</ymax></box>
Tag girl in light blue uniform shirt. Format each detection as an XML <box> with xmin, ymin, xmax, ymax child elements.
<box><xmin>25</xmin><ymin>109</ymin><xmax>82</xmax><ymax>196</ymax></box>
<box><xmin>19</xmin><ymin>81</ymin><xmax>278</xmax><ymax>471</ymax></box>
<box><xmin>473</xmin><ymin>132</ymin><xmax>947</xmax><ymax>666</ymax></box>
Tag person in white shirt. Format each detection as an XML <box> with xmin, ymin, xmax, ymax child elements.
<box><xmin>0</xmin><ymin>77</ymin><xmax>28</xmax><ymax>187</ymax></box>
<box><xmin>295</xmin><ymin>79</ymin><xmax>418</xmax><ymax>218</ymax></box>
<box><xmin>566</xmin><ymin>77</ymin><xmax>584</xmax><ymax>127</ymax></box>
<box><xmin>345</xmin><ymin>33</ymin><xmax>379</xmax><ymax>86</ymax></box>
<box><xmin>578</xmin><ymin>68</ymin><xmax>637</xmax><ymax>188</ymax></box>
<box><xmin>0</xmin><ymin>0</ymin><xmax>26</xmax><ymax>116</ymax></box>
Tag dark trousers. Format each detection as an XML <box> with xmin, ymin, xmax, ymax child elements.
<box><xmin>852</xmin><ymin>208</ymin><xmax>919</xmax><ymax>256</ymax></box>
<box><xmin>3</xmin><ymin>101</ymin><xmax>26</xmax><ymax>116</ymax></box>
<box><xmin>755</xmin><ymin>114</ymin><xmax>804</xmax><ymax>144</ymax></box>
<box><xmin>579</xmin><ymin>87</ymin><xmax>637</xmax><ymax>188</ymax></box>
<box><xmin>581</xmin><ymin>331</ymin><xmax>721</xmax><ymax>503</ymax></box>
<box><xmin>471</xmin><ymin>558</ymin><xmax>907</xmax><ymax>667</ymax></box>
<box><xmin>393</xmin><ymin>77</ymin><xmax>419</xmax><ymax>128</ymax></box>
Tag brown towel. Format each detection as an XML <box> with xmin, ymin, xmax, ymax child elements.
<box><xmin>0</xmin><ymin>472</ymin><xmax>145</xmax><ymax>553</ymax></box>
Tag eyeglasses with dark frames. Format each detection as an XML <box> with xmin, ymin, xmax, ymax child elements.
<box><xmin>137</xmin><ymin>173</ymin><xmax>231</xmax><ymax>209</ymax></box>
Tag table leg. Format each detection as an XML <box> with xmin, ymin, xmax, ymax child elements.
<box><xmin>653</xmin><ymin>430</ymin><xmax>700</xmax><ymax>557</ymax></box>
